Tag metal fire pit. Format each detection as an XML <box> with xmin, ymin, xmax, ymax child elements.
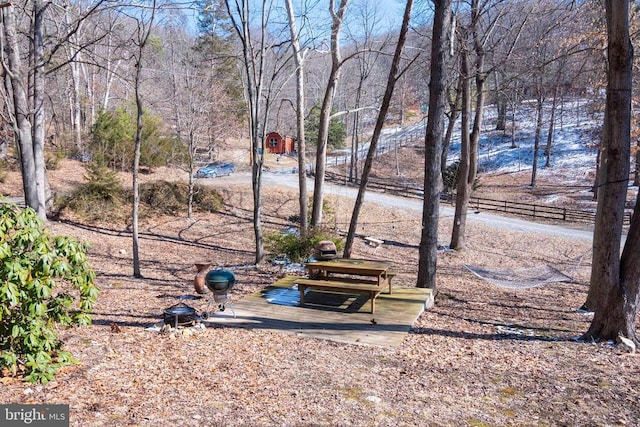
<box><xmin>202</xmin><ymin>268</ymin><xmax>237</xmax><ymax>318</ymax></box>
<box><xmin>314</xmin><ymin>240</ymin><xmax>338</xmax><ymax>260</ymax></box>
<box><xmin>163</xmin><ymin>302</ymin><xmax>197</xmax><ymax>328</ymax></box>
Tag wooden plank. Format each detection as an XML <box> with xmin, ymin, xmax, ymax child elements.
<box><xmin>306</xmin><ymin>258</ymin><xmax>392</xmax><ymax>270</ymax></box>
<box><xmin>202</xmin><ymin>276</ymin><xmax>434</xmax><ymax>348</ymax></box>
<box><xmin>304</xmin><ymin>276</ymin><xmax>381</xmax><ymax>286</ymax></box>
<box><xmin>294</xmin><ymin>277</ymin><xmax>383</xmax><ymax>291</ymax></box>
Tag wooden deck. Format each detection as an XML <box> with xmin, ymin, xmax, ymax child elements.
<box><xmin>202</xmin><ymin>276</ymin><xmax>434</xmax><ymax>347</ymax></box>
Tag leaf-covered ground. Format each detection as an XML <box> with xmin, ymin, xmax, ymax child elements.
<box><xmin>1</xmin><ymin>159</ymin><xmax>639</xmax><ymax>426</ymax></box>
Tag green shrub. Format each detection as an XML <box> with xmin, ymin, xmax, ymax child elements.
<box><xmin>90</xmin><ymin>107</ymin><xmax>183</xmax><ymax>171</ymax></box>
<box><xmin>442</xmin><ymin>160</ymin><xmax>481</xmax><ymax>195</ymax></box>
<box><xmin>139</xmin><ymin>181</ymin><xmax>223</xmax><ymax>214</ymax></box>
<box><xmin>55</xmin><ymin>162</ymin><xmax>126</xmax><ymax>222</ymax></box>
<box><xmin>265</xmin><ymin>228</ymin><xmax>344</xmax><ymax>263</ymax></box>
<box><xmin>442</xmin><ymin>161</ymin><xmax>460</xmax><ymax>195</ymax></box>
<box><xmin>0</xmin><ymin>202</ymin><xmax>99</xmax><ymax>383</ymax></box>
<box><xmin>90</xmin><ymin>107</ymin><xmax>135</xmax><ymax>169</ymax></box>
<box><xmin>192</xmin><ymin>183</ymin><xmax>224</xmax><ymax>212</ymax></box>
<box><xmin>45</xmin><ymin>147</ymin><xmax>65</xmax><ymax>170</ymax></box>
<box><xmin>57</xmin><ymin>169</ymin><xmax>224</xmax><ymax>222</ymax></box>
<box><xmin>83</xmin><ymin>161</ymin><xmax>124</xmax><ymax>202</ymax></box>
<box><xmin>305</xmin><ymin>105</ymin><xmax>347</xmax><ymax>150</ymax></box>
<box><xmin>139</xmin><ymin>180</ymin><xmax>186</xmax><ymax>215</ymax></box>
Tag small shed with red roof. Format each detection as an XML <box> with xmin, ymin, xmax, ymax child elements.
<box><xmin>265</xmin><ymin>132</ymin><xmax>296</xmax><ymax>155</ymax></box>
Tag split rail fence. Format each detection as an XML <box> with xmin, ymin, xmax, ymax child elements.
<box><xmin>324</xmin><ymin>172</ymin><xmax>633</xmax><ymax>227</ymax></box>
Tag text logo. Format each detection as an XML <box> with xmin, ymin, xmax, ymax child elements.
<box><xmin>1</xmin><ymin>405</ymin><xmax>69</xmax><ymax>426</ymax></box>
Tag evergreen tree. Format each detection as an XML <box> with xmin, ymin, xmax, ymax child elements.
<box><xmin>306</xmin><ymin>106</ymin><xmax>347</xmax><ymax>150</ymax></box>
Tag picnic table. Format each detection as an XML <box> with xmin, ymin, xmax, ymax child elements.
<box><xmin>295</xmin><ymin>258</ymin><xmax>394</xmax><ymax>313</ymax></box>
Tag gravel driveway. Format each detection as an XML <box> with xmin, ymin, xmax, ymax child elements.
<box><xmin>216</xmin><ymin>169</ymin><xmax>597</xmax><ymax>242</ymax></box>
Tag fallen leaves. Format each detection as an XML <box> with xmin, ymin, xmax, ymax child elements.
<box><xmin>0</xmin><ymin>161</ymin><xmax>638</xmax><ymax>426</ymax></box>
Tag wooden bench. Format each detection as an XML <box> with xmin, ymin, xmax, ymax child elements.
<box><xmin>364</xmin><ymin>236</ymin><xmax>384</xmax><ymax>253</ymax></box>
<box><xmin>294</xmin><ymin>277</ymin><xmax>384</xmax><ymax>313</ymax></box>
<box><xmin>364</xmin><ymin>236</ymin><xmax>384</xmax><ymax>247</ymax></box>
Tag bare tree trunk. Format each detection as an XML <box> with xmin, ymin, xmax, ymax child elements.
<box><xmin>467</xmin><ymin>24</ymin><xmax>486</xmax><ymax>190</ymax></box>
<box><xmin>545</xmin><ymin>86</ymin><xmax>559</xmax><ymax>168</ymax></box>
<box><xmin>417</xmin><ymin>0</ymin><xmax>452</xmax><ymax>289</ymax></box>
<box><xmin>2</xmin><ymin>5</ymin><xmax>34</xmax><ymax>204</ymax></box>
<box><xmin>449</xmin><ymin>0</ymin><xmax>487</xmax><ymax>251</ymax></box>
<box><xmin>132</xmin><ymin>78</ymin><xmax>143</xmax><ymax>278</ymax></box>
<box><xmin>496</xmin><ymin>100</ymin><xmax>507</xmax><ymax>131</ymax></box>
<box><xmin>70</xmin><ymin>59</ymin><xmax>83</xmax><ymax>151</ymax></box>
<box><xmin>188</xmin><ymin>131</ymin><xmax>196</xmax><ymax>219</ymax></box>
<box><xmin>349</xmin><ymin>82</ymin><xmax>365</xmax><ymax>183</ymax></box>
<box><xmin>81</xmin><ymin>62</ymin><xmax>95</xmax><ymax>130</ymax></box>
<box><xmin>311</xmin><ymin>0</ymin><xmax>349</xmax><ymax>228</ymax></box>
<box><xmin>32</xmin><ymin>0</ymin><xmax>50</xmax><ymax>216</ymax></box>
<box><xmin>530</xmin><ymin>94</ymin><xmax>543</xmax><ymax>188</ymax></box>
<box><xmin>618</xmin><ymin>196</ymin><xmax>640</xmax><ymax>342</ymax></box>
<box><xmin>398</xmin><ymin>74</ymin><xmax>407</xmax><ymax>127</ymax></box>
<box><xmin>343</xmin><ymin>0</ymin><xmax>414</xmax><ymax>258</ymax></box>
<box><xmin>2</xmin><ymin>2</ymin><xmax>47</xmax><ymax>219</ymax></box>
<box><xmin>510</xmin><ymin>92</ymin><xmax>518</xmax><ymax>149</ymax></box>
<box><xmin>248</xmin><ymin>40</ymin><xmax>266</xmax><ymax>264</ymax></box>
<box><xmin>3</xmin><ymin>1</ymin><xmax>115</xmax><ymax>218</ymax></box>
<box><xmin>168</xmin><ymin>35</ymin><xmax>193</xmax><ymax>219</ymax></box>
<box><xmin>131</xmin><ymin>2</ymin><xmax>156</xmax><ymax>278</ymax></box>
<box><xmin>494</xmin><ymin>70</ymin><xmax>507</xmax><ymax>131</ymax></box>
<box><xmin>394</xmin><ymin>128</ymin><xmax>400</xmax><ymax>176</ymax></box>
<box><xmin>450</xmin><ymin>50</ymin><xmax>471</xmax><ymax>250</ymax></box>
<box><xmin>226</xmin><ymin>0</ymin><xmax>276</xmax><ymax>264</ymax></box>
<box><xmin>441</xmin><ymin>76</ymin><xmax>462</xmax><ymax>178</ymax></box>
<box><xmin>349</xmin><ymin>107</ymin><xmax>360</xmax><ymax>182</ymax></box>
<box><xmin>285</xmin><ymin>0</ymin><xmax>308</xmax><ymax>234</ymax></box>
<box><xmin>102</xmin><ymin>30</ymin><xmax>121</xmax><ymax>111</ymax></box>
<box><xmin>592</xmin><ymin>143</ymin><xmax>601</xmax><ymax>201</ymax></box>
<box><xmin>65</xmin><ymin>6</ymin><xmax>83</xmax><ymax>152</ymax></box>
<box><xmin>348</xmin><ymin>36</ymin><xmax>378</xmax><ymax>184</ymax></box>
<box><xmin>582</xmin><ymin>0</ymin><xmax>639</xmax><ymax>345</ymax></box>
